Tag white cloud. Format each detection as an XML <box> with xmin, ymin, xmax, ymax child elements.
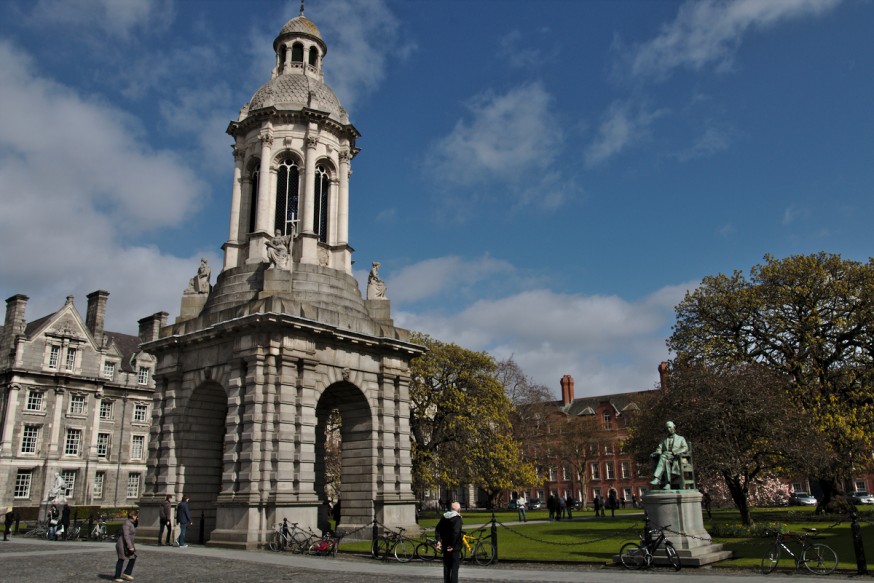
<box><xmin>389</xmin><ymin>256</ymin><xmax>517</xmax><ymax>303</ymax></box>
<box><xmin>393</xmin><ymin>264</ymin><xmax>694</xmax><ymax>396</ymax></box>
<box><xmin>623</xmin><ymin>0</ymin><xmax>842</xmax><ymax>81</ymax></box>
<box><xmin>782</xmin><ymin>204</ymin><xmax>808</xmax><ymax>225</ymax></box>
<box><xmin>674</xmin><ymin>123</ymin><xmax>736</xmax><ymax>162</ymax></box>
<box><xmin>308</xmin><ymin>0</ymin><xmax>415</xmax><ymax>110</ymax></box>
<box><xmin>497</xmin><ymin>28</ymin><xmax>559</xmax><ymax>68</ymax></box>
<box><xmin>584</xmin><ymin>101</ymin><xmax>666</xmax><ymax>167</ymax></box>
<box><xmin>28</xmin><ymin>0</ymin><xmax>174</xmax><ymax>40</ymax></box>
<box><xmin>0</xmin><ymin>40</ymin><xmax>211</xmax><ymax>333</ymax></box>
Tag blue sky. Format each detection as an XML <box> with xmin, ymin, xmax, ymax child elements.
<box><xmin>1</xmin><ymin>0</ymin><xmax>871</xmax><ymax>397</ymax></box>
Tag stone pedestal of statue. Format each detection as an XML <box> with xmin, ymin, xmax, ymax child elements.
<box><xmin>178</xmin><ymin>293</ymin><xmax>208</xmax><ymax>321</ymax></box>
<box><xmin>640</xmin><ymin>490</ymin><xmax>733</xmax><ymax>566</ymax></box>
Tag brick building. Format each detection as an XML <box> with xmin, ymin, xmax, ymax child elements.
<box><xmin>0</xmin><ymin>291</ymin><xmax>164</xmax><ymax>511</ymax></box>
<box><xmin>513</xmin><ymin>374</ymin><xmax>655</xmax><ymax>508</ymax></box>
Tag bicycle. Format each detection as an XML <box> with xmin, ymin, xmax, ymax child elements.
<box><xmin>307</xmin><ymin>530</ymin><xmax>341</xmax><ymax>557</ymax></box>
<box><xmin>373</xmin><ymin>527</ymin><xmax>414</xmax><ymax>562</ymax></box>
<box><xmin>414</xmin><ymin>533</ymin><xmax>440</xmax><ymax>561</ymax></box>
<box><xmin>23</xmin><ymin>521</ymin><xmax>49</xmax><ymax>539</ymax></box>
<box><xmin>760</xmin><ymin>528</ymin><xmax>837</xmax><ymax>575</ymax></box>
<box><xmin>619</xmin><ymin>523</ymin><xmax>682</xmax><ymax>571</ymax></box>
<box><xmin>89</xmin><ymin>514</ymin><xmax>114</xmax><ymax>541</ymax></box>
<box><xmin>267</xmin><ymin>518</ymin><xmax>311</xmax><ymax>552</ymax></box>
<box><xmin>461</xmin><ymin>530</ymin><xmax>495</xmax><ymax>566</ymax></box>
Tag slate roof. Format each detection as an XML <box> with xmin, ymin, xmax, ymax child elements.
<box><xmin>555</xmin><ymin>389</ymin><xmax>653</xmax><ymax>417</ymax></box>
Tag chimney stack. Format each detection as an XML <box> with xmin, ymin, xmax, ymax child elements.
<box><xmin>138</xmin><ymin>311</ymin><xmax>168</xmax><ymax>344</ymax></box>
<box><xmin>2</xmin><ymin>294</ymin><xmax>28</xmax><ymax>358</ymax></box>
<box><xmin>560</xmin><ymin>374</ymin><xmax>575</xmax><ymax>406</ymax></box>
<box><xmin>658</xmin><ymin>361</ymin><xmax>670</xmax><ymax>391</ymax></box>
<box><xmin>86</xmin><ymin>290</ymin><xmax>110</xmax><ymax>347</ymax></box>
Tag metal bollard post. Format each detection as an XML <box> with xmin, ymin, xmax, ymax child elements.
<box><xmin>198</xmin><ymin>511</ymin><xmax>205</xmax><ymax>545</ymax></box>
<box><xmin>491</xmin><ymin>513</ymin><xmax>498</xmax><ymax>564</ymax></box>
<box><xmin>88</xmin><ymin>515</ymin><xmax>94</xmax><ymax>540</ymax></box>
<box><xmin>371</xmin><ymin>520</ymin><xmax>379</xmax><ymax>559</ymax></box>
<box><xmin>851</xmin><ymin>513</ymin><xmax>869</xmax><ymax>575</ymax></box>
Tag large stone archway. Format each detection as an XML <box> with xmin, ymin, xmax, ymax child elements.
<box><xmin>314</xmin><ymin>382</ymin><xmax>374</xmax><ymax>528</ymax></box>
<box><xmin>178</xmin><ymin>382</ymin><xmax>227</xmax><ymax>541</ymax></box>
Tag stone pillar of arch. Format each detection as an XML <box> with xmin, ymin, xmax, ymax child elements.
<box><xmin>298</xmin><ymin>132</ymin><xmax>320</xmax><ymax>265</ymax></box>
<box><xmin>248</xmin><ymin>131</ymin><xmax>273</xmax><ymax>263</ymax></box>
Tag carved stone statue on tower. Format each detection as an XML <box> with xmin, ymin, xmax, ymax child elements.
<box><xmin>184</xmin><ymin>258</ymin><xmax>211</xmax><ymax>295</ymax></box>
<box><xmin>266</xmin><ymin>229</ymin><xmax>294</xmax><ymax>270</ymax></box>
<box><xmin>367</xmin><ymin>261</ymin><xmax>387</xmax><ymax>300</ymax></box>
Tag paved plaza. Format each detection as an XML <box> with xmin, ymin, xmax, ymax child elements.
<box><xmin>0</xmin><ymin>537</ymin><xmax>862</xmax><ymax>583</ymax></box>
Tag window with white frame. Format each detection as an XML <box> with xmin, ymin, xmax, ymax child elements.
<box><xmin>605</xmin><ymin>442</ymin><xmax>614</xmax><ymax>455</ymax></box>
<box><xmin>605</xmin><ymin>461</ymin><xmax>615</xmax><ymax>480</ymax></box>
<box><xmin>65</xmin><ymin>347</ymin><xmax>77</xmax><ymax>371</ymax></box>
<box><xmin>103</xmin><ymin>361</ymin><xmax>116</xmax><ymax>380</ymax></box>
<box><xmin>64</xmin><ymin>428</ymin><xmax>82</xmax><ymax>455</ymax></box>
<box><xmin>48</xmin><ymin>345</ymin><xmax>60</xmax><ymax>369</ymax></box>
<box><xmin>20</xmin><ymin>425</ymin><xmax>40</xmax><ymax>454</ymax></box>
<box><xmin>562</xmin><ymin>466</ymin><xmax>569</xmax><ymax>480</ymax></box>
<box><xmin>624</xmin><ymin>487</ymin><xmax>633</xmax><ymax>500</ymax></box>
<box><xmin>93</xmin><ymin>472</ymin><xmax>105</xmax><ymax>498</ymax></box>
<box><xmin>621</xmin><ymin>461</ymin><xmax>630</xmax><ymax>479</ymax></box>
<box><xmin>537</xmin><ymin>489</ymin><xmax>544</xmax><ymax>500</ymax></box>
<box><xmin>603</xmin><ymin>412</ymin><xmax>612</xmax><ymax>430</ymax></box>
<box><xmin>126</xmin><ymin>473</ymin><xmax>141</xmax><ymax>498</ymax></box>
<box><xmin>590</xmin><ymin>462</ymin><xmax>600</xmax><ymax>480</ymax></box>
<box><xmin>856</xmin><ymin>480</ymin><xmax>867</xmax><ymax>492</ymax></box>
<box><xmin>60</xmin><ymin>470</ymin><xmax>76</xmax><ymax>497</ymax></box>
<box><xmin>137</xmin><ymin>367</ymin><xmax>150</xmax><ymax>385</ymax></box>
<box><xmin>548</xmin><ymin>467</ymin><xmax>556</xmax><ymax>481</ymax></box>
<box><xmin>25</xmin><ymin>390</ymin><xmax>44</xmax><ymax>412</ymax></box>
<box><xmin>69</xmin><ymin>394</ymin><xmax>86</xmax><ymax>415</ymax></box>
<box><xmin>132</xmin><ymin>402</ymin><xmax>149</xmax><ymax>423</ymax></box>
<box><xmin>130</xmin><ymin>435</ymin><xmax>145</xmax><ymax>460</ymax></box>
<box><xmin>14</xmin><ymin>470</ymin><xmax>32</xmax><ymax>498</ymax></box>
<box><xmin>96</xmin><ymin>433</ymin><xmax>110</xmax><ymax>458</ymax></box>
<box><xmin>99</xmin><ymin>399</ymin><xmax>113</xmax><ymax>420</ymax></box>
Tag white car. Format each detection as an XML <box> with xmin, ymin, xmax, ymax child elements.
<box><xmin>789</xmin><ymin>491</ymin><xmax>817</xmax><ymax>506</ymax></box>
<box><xmin>850</xmin><ymin>491</ymin><xmax>874</xmax><ymax>505</ymax></box>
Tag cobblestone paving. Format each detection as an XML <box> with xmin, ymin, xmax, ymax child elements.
<box><xmin>0</xmin><ymin>537</ymin><xmax>861</xmax><ymax>583</ymax></box>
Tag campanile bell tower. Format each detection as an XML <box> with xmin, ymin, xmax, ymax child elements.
<box><xmin>138</xmin><ymin>8</ymin><xmax>422</xmax><ymax>550</ymax></box>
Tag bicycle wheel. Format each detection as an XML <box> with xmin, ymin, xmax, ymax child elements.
<box><xmin>802</xmin><ymin>543</ymin><xmax>838</xmax><ymax>575</ymax></box>
<box><xmin>473</xmin><ymin>540</ymin><xmax>495</xmax><ymax>566</ymax></box>
<box><xmin>290</xmin><ymin>531</ymin><xmax>309</xmax><ymax>553</ymax></box>
<box><xmin>619</xmin><ymin>542</ymin><xmax>647</xmax><ymax>569</ymax></box>
<box><xmin>761</xmin><ymin>544</ymin><xmax>780</xmax><ymax>574</ymax></box>
<box><xmin>267</xmin><ymin>531</ymin><xmax>281</xmax><ymax>551</ymax></box>
<box><xmin>665</xmin><ymin>542</ymin><xmax>681</xmax><ymax>571</ymax></box>
<box><xmin>67</xmin><ymin>526</ymin><xmax>80</xmax><ymax>541</ymax></box>
<box><xmin>372</xmin><ymin>537</ymin><xmax>389</xmax><ymax>559</ymax></box>
<box><xmin>415</xmin><ymin>542</ymin><xmax>438</xmax><ymax>561</ymax></box>
<box><xmin>394</xmin><ymin>538</ymin><xmax>414</xmax><ymax>563</ymax></box>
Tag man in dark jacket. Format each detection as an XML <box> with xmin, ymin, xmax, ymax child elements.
<box><xmin>158</xmin><ymin>494</ymin><xmax>173</xmax><ymax>545</ymax></box>
<box><xmin>436</xmin><ymin>501</ymin><xmax>463</xmax><ymax>583</ymax></box>
<box><xmin>175</xmin><ymin>495</ymin><xmax>192</xmax><ymax>547</ymax></box>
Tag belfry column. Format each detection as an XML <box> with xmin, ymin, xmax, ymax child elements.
<box><xmin>337</xmin><ymin>150</ymin><xmax>351</xmax><ymax>272</ymax></box>
<box><xmin>248</xmin><ymin>130</ymin><xmax>273</xmax><ymax>263</ymax></box>
<box><xmin>299</xmin><ymin>132</ymin><xmax>319</xmax><ymax>264</ymax></box>
<box><xmin>223</xmin><ymin>146</ymin><xmax>245</xmax><ymax>270</ymax></box>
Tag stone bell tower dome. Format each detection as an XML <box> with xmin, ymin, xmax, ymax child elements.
<box><xmin>223</xmin><ymin>9</ymin><xmax>359</xmax><ymax>275</ymax></box>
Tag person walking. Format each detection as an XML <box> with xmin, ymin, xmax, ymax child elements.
<box><xmin>113</xmin><ymin>509</ymin><xmax>138</xmax><ymax>582</ymax></box>
<box><xmin>565</xmin><ymin>495</ymin><xmax>574</xmax><ymax>520</ymax></box>
<box><xmin>556</xmin><ymin>495</ymin><xmax>566</xmax><ymax>521</ymax></box>
<box><xmin>608</xmin><ymin>489</ymin><xmax>617</xmax><ymax>518</ymax></box>
<box><xmin>60</xmin><ymin>504</ymin><xmax>71</xmax><ymax>540</ymax></box>
<box><xmin>158</xmin><ymin>494</ymin><xmax>173</xmax><ymax>545</ymax></box>
<box><xmin>3</xmin><ymin>506</ymin><xmax>13</xmax><ymax>541</ymax></box>
<box><xmin>317</xmin><ymin>500</ymin><xmax>332</xmax><ymax>536</ymax></box>
<box><xmin>175</xmin><ymin>495</ymin><xmax>192</xmax><ymax>547</ymax></box>
<box><xmin>47</xmin><ymin>504</ymin><xmax>60</xmax><ymax>540</ymax></box>
<box><xmin>546</xmin><ymin>494</ymin><xmax>556</xmax><ymax>521</ymax></box>
<box><xmin>516</xmin><ymin>494</ymin><xmax>527</xmax><ymax>522</ymax></box>
<box><xmin>332</xmin><ymin>499</ymin><xmax>341</xmax><ymax>530</ymax></box>
<box><xmin>593</xmin><ymin>495</ymin><xmax>601</xmax><ymax>518</ymax></box>
<box><xmin>436</xmin><ymin>501</ymin><xmax>463</xmax><ymax>583</ymax></box>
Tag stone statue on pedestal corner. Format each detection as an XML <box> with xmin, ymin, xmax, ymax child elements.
<box><xmin>650</xmin><ymin>421</ymin><xmax>690</xmax><ymax>490</ymax></box>
<box><xmin>266</xmin><ymin>228</ymin><xmax>294</xmax><ymax>270</ymax></box>
<box><xmin>47</xmin><ymin>472</ymin><xmax>68</xmax><ymax>505</ymax></box>
<box><xmin>184</xmin><ymin>258</ymin><xmax>211</xmax><ymax>294</ymax></box>
<box><xmin>367</xmin><ymin>261</ymin><xmax>387</xmax><ymax>300</ymax></box>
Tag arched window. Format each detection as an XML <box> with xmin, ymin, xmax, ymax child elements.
<box><xmin>291</xmin><ymin>42</ymin><xmax>304</xmax><ymax>63</ymax></box>
<box><xmin>308</xmin><ymin>46</ymin><xmax>318</xmax><ymax>66</ymax></box>
<box><xmin>279</xmin><ymin>46</ymin><xmax>287</xmax><ymax>72</ymax></box>
<box><xmin>248</xmin><ymin>166</ymin><xmax>259</xmax><ymax>233</ymax></box>
<box><xmin>313</xmin><ymin>165</ymin><xmax>329</xmax><ymax>243</ymax></box>
<box><xmin>275</xmin><ymin>158</ymin><xmax>300</xmax><ymax>236</ymax></box>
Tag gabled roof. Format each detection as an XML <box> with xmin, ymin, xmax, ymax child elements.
<box><xmin>556</xmin><ymin>388</ymin><xmax>655</xmax><ymax>417</ymax></box>
<box><xmin>104</xmin><ymin>331</ymin><xmax>143</xmax><ymax>373</ymax></box>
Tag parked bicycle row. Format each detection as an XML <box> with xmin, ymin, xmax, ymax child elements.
<box><xmin>371</xmin><ymin>525</ymin><xmax>496</xmax><ymax>565</ymax></box>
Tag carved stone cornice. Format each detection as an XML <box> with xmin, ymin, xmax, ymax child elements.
<box><xmin>260</xmin><ymin>131</ymin><xmax>274</xmax><ymax>147</ymax></box>
<box><xmin>232</xmin><ymin>145</ymin><xmax>245</xmax><ymax>162</ymax></box>
<box><xmin>305</xmin><ymin>135</ymin><xmax>319</xmax><ymax>149</ymax></box>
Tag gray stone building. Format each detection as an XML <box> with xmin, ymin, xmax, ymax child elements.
<box><xmin>0</xmin><ymin>291</ymin><xmax>164</xmax><ymax>511</ymax></box>
<box><xmin>136</xmin><ymin>10</ymin><xmax>424</xmax><ymax>549</ymax></box>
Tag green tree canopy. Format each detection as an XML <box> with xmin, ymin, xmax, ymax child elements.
<box><xmin>409</xmin><ymin>333</ymin><xmax>535</xmax><ymax>503</ymax></box>
<box><xmin>668</xmin><ymin>253</ymin><xmax>874</xmax><ymax>506</ymax></box>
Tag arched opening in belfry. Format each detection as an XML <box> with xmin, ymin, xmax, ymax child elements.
<box><xmin>178</xmin><ymin>382</ymin><xmax>227</xmax><ymax>542</ymax></box>
<box><xmin>314</xmin><ymin>382</ymin><xmax>373</xmax><ymax>528</ymax></box>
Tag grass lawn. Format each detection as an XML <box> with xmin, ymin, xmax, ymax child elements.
<box><xmin>339</xmin><ymin>506</ymin><xmax>874</xmax><ymax>572</ymax></box>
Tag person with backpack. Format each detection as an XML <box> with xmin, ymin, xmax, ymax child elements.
<box><xmin>175</xmin><ymin>495</ymin><xmax>192</xmax><ymax>547</ymax></box>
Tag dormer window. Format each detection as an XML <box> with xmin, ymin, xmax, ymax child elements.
<box><xmin>137</xmin><ymin>366</ymin><xmax>150</xmax><ymax>385</ymax></box>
